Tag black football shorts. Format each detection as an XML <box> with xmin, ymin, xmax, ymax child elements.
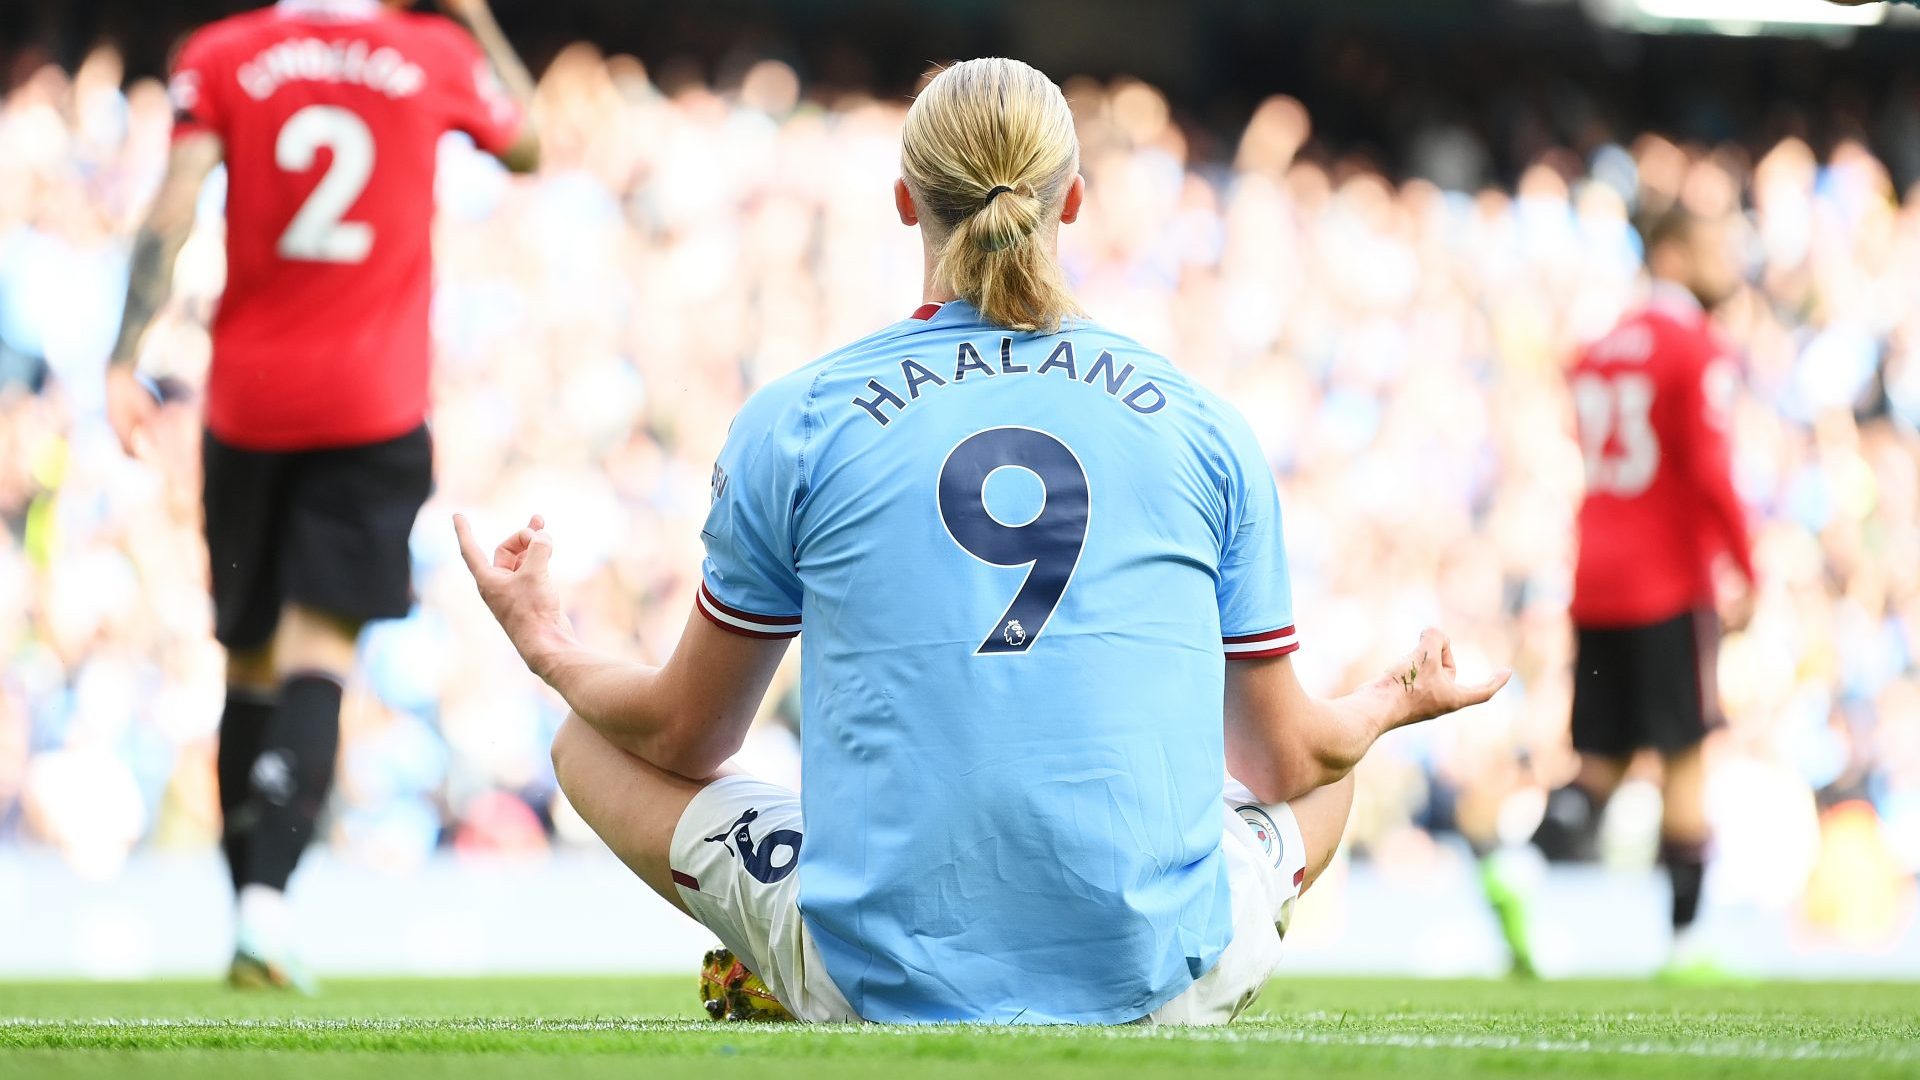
<box><xmin>1570</xmin><ymin>607</ymin><xmax>1722</xmax><ymax>758</ymax></box>
<box><xmin>202</xmin><ymin>424</ymin><xmax>432</xmax><ymax>651</ymax></box>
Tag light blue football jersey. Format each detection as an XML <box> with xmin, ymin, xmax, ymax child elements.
<box><xmin>697</xmin><ymin>300</ymin><xmax>1298</xmax><ymax>1024</ymax></box>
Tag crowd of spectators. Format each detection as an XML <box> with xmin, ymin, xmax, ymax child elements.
<box><xmin>2</xmin><ymin>40</ymin><xmax>1916</xmax><ymax>940</ymax></box>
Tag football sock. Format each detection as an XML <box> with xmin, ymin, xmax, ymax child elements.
<box><xmin>1661</xmin><ymin>836</ymin><xmax>1708</xmax><ymax>934</ymax></box>
<box><xmin>1530</xmin><ymin>783</ymin><xmax>1605</xmax><ymax>863</ymax></box>
<box><xmin>216</xmin><ymin>687</ymin><xmax>277</xmax><ymax>895</ymax></box>
<box><xmin>239</xmin><ymin>673</ymin><xmax>343</xmax><ymax>893</ymax></box>
<box><xmin>236</xmin><ymin>883</ymin><xmax>291</xmax><ymax>959</ymax></box>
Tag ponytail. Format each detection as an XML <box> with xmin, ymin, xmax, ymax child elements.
<box><xmin>902</xmin><ymin>59</ymin><xmax>1084</xmax><ymax>334</ymax></box>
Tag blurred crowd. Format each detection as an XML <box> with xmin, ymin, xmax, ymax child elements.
<box><xmin>2</xmin><ymin>41</ymin><xmax>1917</xmax><ymax>940</ymax></box>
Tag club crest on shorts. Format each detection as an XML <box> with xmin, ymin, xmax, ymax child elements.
<box><xmin>1236</xmin><ymin>804</ymin><xmax>1282</xmax><ymax>868</ymax></box>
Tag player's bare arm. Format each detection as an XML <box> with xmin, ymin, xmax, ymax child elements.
<box><xmin>1225</xmin><ymin>628</ymin><xmax>1510</xmax><ymax>804</ymax></box>
<box><xmin>441</xmin><ymin>0</ymin><xmax>541</xmax><ymax>172</ymax></box>
<box><xmin>105</xmin><ymin>130</ymin><xmax>222</xmax><ymax>454</ymax></box>
<box><xmin>453</xmin><ymin>514</ymin><xmax>785</xmax><ymax>779</ymax></box>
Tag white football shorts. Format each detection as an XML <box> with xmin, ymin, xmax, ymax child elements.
<box><xmin>668</xmin><ymin>774</ymin><xmax>1308</xmax><ymax>1025</ymax></box>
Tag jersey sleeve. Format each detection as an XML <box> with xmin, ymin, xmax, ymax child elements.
<box><xmin>1677</xmin><ymin>337</ymin><xmax>1757</xmax><ymax>584</ymax></box>
<box><xmin>1211</xmin><ymin>403</ymin><xmax>1299</xmax><ymax>659</ymax></box>
<box><xmin>432</xmin><ymin>22</ymin><xmax>525</xmax><ymax>157</ymax></box>
<box><xmin>167</xmin><ymin>28</ymin><xmax>227</xmax><ymax>141</ymax></box>
<box><xmin>696</xmin><ymin>389</ymin><xmax>806</xmax><ymax>639</ymax></box>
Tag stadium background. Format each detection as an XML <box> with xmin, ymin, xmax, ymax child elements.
<box><xmin>3</xmin><ymin>0</ymin><xmax>1919</xmax><ymax>977</ymax></box>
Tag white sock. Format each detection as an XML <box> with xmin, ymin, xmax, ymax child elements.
<box><xmin>1670</xmin><ymin>923</ymin><xmax>1708</xmax><ymax>963</ymax></box>
<box><xmin>237</xmin><ymin>884</ymin><xmax>290</xmax><ymax>958</ymax></box>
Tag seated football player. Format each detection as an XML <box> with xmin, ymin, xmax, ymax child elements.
<box><xmin>457</xmin><ymin>57</ymin><xmax>1507</xmax><ymax>1024</ymax></box>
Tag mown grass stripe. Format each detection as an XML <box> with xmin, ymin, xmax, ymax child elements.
<box><xmin>2</xmin><ymin>1015</ymin><xmax>1915</xmax><ymax>1064</ymax></box>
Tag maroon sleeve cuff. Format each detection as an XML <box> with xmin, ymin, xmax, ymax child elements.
<box><xmin>1223</xmin><ymin>625</ymin><xmax>1299</xmax><ymax>660</ymax></box>
<box><xmin>695</xmin><ymin>582</ymin><xmax>801</xmax><ymax>640</ymax></box>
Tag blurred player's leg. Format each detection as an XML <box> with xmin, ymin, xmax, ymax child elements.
<box><xmin>1481</xmin><ymin>755</ymin><xmax>1625</xmax><ymax>977</ymax></box>
<box><xmin>213</xmin><ymin>426</ymin><xmax>432</xmax><ymax>989</ymax></box>
<box><xmin>1654</xmin><ymin>608</ymin><xmax>1729</xmax><ymax>982</ymax></box>
<box><xmin>1483</xmin><ymin>616</ymin><xmax>1651</xmax><ymax>977</ymax></box>
<box><xmin>203</xmin><ymin>431</ymin><xmax>305</xmax><ymax>989</ymax></box>
<box><xmin>1535</xmin><ymin>755</ymin><xmax>1628</xmax><ymax>862</ymax></box>
<box><xmin>1656</xmin><ymin>744</ymin><xmax>1719</xmax><ymax>981</ymax></box>
<box><xmin>1488</xmin><ymin>608</ymin><xmax>1725</xmax><ymax>979</ymax></box>
<box><xmin>215</xmin><ymin>652</ymin><xmax>276</xmax><ymax>896</ymax></box>
<box><xmin>227</xmin><ymin>605</ymin><xmax>357</xmax><ymax>992</ymax></box>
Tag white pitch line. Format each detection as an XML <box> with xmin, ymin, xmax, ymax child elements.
<box><xmin>0</xmin><ymin>1016</ymin><xmax>1915</xmax><ymax>1063</ymax></box>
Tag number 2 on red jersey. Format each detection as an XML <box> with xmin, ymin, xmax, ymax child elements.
<box><xmin>275</xmin><ymin>104</ymin><xmax>376</xmax><ymax>264</ymax></box>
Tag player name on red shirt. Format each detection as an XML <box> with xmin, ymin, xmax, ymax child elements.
<box><xmin>170</xmin><ymin>0</ymin><xmax>523</xmax><ymax>451</ymax></box>
<box><xmin>234</xmin><ymin>37</ymin><xmax>429</xmax><ymax>101</ymax></box>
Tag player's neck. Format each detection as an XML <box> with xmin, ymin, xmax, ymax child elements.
<box><xmin>1648</xmin><ymin>277</ymin><xmax>1702</xmax><ymax>316</ymax></box>
<box><xmin>920</xmin><ymin>253</ymin><xmax>959</xmax><ymax>307</ymax></box>
<box><xmin>277</xmin><ymin>0</ymin><xmax>382</xmax><ymax>18</ymax></box>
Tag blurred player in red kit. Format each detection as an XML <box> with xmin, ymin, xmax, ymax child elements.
<box><xmin>1486</xmin><ymin>208</ymin><xmax>1756</xmax><ymax>981</ymax></box>
<box><xmin>106</xmin><ymin>0</ymin><xmax>539</xmax><ymax>989</ymax></box>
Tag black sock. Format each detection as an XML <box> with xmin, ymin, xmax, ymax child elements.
<box><xmin>216</xmin><ymin>688</ymin><xmax>278</xmax><ymax>894</ymax></box>
<box><xmin>1530</xmin><ymin>783</ymin><xmax>1605</xmax><ymax>863</ymax></box>
<box><xmin>1662</xmin><ymin>837</ymin><xmax>1708</xmax><ymax>933</ymax></box>
<box><xmin>239</xmin><ymin>673</ymin><xmax>342</xmax><ymax>891</ymax></box>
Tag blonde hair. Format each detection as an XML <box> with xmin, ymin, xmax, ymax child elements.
<box><xmin>901</xmin><ymin>58</ymin><xmax>1083</xmax><ymax>334</ymax></box>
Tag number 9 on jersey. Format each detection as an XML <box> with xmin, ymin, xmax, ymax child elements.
<box><xmin>937</xmin><ymin>427</ymin><xmax>1089</xmax><ymax>656</ymax></box>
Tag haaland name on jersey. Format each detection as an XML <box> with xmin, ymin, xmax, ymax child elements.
<box><xmin>851</xmin><ymin>337</ymin><xmax>1169</xmax><ymax>427</ymax></box>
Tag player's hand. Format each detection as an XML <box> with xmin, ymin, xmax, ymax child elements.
<box><xmin>1375</xmin><ymin>628</ymin><xmax>1511</xmax><ymax>727</ymax></box>
<box><xmin>454</xmin><ymin>512</ymin><xmax>575</xmax><ymax>678</ymax></box>
<box><xmin>1721</xmin><ymin>587</ymin><xmax>1756</xmax><ymax>635</ymax></box>
<box><xmin>105</xmin><ymin>365</ymin><xmax>159</xmax><ymax>457</ymax></box>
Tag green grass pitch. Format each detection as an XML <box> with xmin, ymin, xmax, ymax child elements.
<box><xmin>2</xmin><ymin>976</ymin><xmax>1915</xmax><ymax>1079</ymax></box>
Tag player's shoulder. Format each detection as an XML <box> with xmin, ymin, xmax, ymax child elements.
<box><xmin>729</xmin><ymin>306</ymin><xmax>1050</xmax><ymax>438</ymax></box>
<box><xmin>1072</xmin><ymin>316</ymin><xmax>1218</xmax><ymax>397</ymax></box>
<box><xmin>1063</xmin><ymin>316</ymin><xmax>1255</xmax><ymax>466</ymax></box>
<box><xmin>1641</xmin><ymin>290</ymin><xmax>1717</xmax><ymax>348</ymax></box>
<box><xmin>1065</xmin><ymin>316</ymin><xmax>1182</xmax><ymax>373</ymax></box>
<box><xmin>735</xmin><ymin>363</ymin><xmax>825</xmax><ymax>434</ymax></box>
<box><xmin>778</xmin><ymin>308</ymin><xmax>956</xmax><ymax>394</ymax></box>
<box><xmin>1581</xmin><ymin>300</ymin><xmax>1711</xmax><ymax>373</ymax></box>
<box><xmin>387</xmin><ymin>11</ymin><xmax>477</xmax><ymax>55</ymax></box>
<box><xmin>177</xmin><ymin>7</ymin><xmax>283</xmax><ymax>61</ymax></box>
<box><xmin>359</xmin><ymin>11</ymin><xmax>484</xmax><ymax>82</ymax></box>
<box><xmin>1185</xmin><ymin>381</ymin><xmax>1264</xmax><ymax>471</ymax></box>
<box><xmin>728</xmin><ymin>332</ymin><xmax>888</xmax><ymax>441</ymax></box>
<box><xmin>1579</xmin><ymin>308</ymin><xmax>1657</xmax><ymax>367</ymax></box>
<box><xmin>1060</xmin><ymin>315</ymin><xmax>1212</xmax><ymax>411</ymax></box>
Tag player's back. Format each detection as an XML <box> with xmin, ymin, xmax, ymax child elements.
<box><xmin>172</xmin><ymin>1</ymin><xmax>520</xmax><ymax>449</ymax></box>
<box><xmin>1569</xmin><ymin>287</ymin><xmax>1740</xmax><ymax>626</ymax></box>
<box><xmin>702</xmin><ymin>300</ymin><xmax>1296</xmax><ymax>1023</ymax></box>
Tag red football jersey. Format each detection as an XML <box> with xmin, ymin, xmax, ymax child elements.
<box><xmin>169</xmin><ymin>0</ymin><xmax>523</xmax><ymax>450</ymax></box>
<box><xmin>1569</xmin><ymin>284</ymin><xmax>1755</xmax><ymax>627</ymax></box>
